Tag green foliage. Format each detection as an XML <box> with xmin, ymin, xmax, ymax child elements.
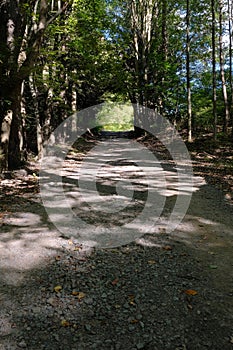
<box><xmin>96</xmin><ymin>102</ymin><xmax>134</xmax><ymax>131</ymax></box>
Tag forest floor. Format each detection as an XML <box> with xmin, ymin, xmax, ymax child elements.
<box><xmin>0</xmin><ymin>134</ymin><xmax>233</xmax><ymax>350</ymax></box>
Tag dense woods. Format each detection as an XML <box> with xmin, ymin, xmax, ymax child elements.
<box><xmin>0</xmin><ymin>0</ymin><xmax>233</xmax><ymax>171</ymax></box>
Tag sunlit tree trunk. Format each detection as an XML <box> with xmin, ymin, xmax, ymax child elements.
<box><xmin>212</xmin><ymin>0</ymin><xmax>218</xmax><ymax>140</ymax></box>
<box><xmin>159</xmin><ymin>0</ymin><xmax>168</xmax><ymax>116</ymax></box>
<box><xmin>186</xmin><ymin>0</ymin><xmax>192</xmax><ymax>142</ymax></box>
<box><xmin>228</xmin><ymin>0</ymin><xmax>233</xmax><ymax>136</ymax></box>
<box><xmin>129</xmin><ymin>0</ymin><xmax>158</xmax><ymax>135</ymax></box>
<box><xmin>219</xmin><ymin>0</ymin><xmax>230</xmax><ymax>134</ymax></box>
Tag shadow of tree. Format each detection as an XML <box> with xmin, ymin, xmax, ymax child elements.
<box><xmin>0</xmin><ymin>140</ymin><xmax>233</xmax><ymax>349</ymax></box>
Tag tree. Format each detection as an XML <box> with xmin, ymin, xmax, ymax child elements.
<box><xmin>186</xmin><ymin>0</ymin><xmax>192</xmax><ymax>142</ymax></box>
<box><xmin>211</xmin><ymin>0</ymin><xmax>218</xmax><ymax>140</ymax></box>
<box><xmin>219</xmin><ymin>0</ymin><xmax>230</xmax><ymax>133</ymax></box>
<box><xmin>0</xmin><ymin>0</ymin><xmax>69</xmax><ymax>170</ymax></box>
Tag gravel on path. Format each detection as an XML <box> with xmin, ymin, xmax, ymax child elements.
<box><xmin>0</xmin><ymin>139</ymin><xmax>232</xmax><ymax>350</ymax></box>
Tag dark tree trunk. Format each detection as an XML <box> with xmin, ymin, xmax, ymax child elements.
<box><xmin>0</xmin><ymin>0</ymin><xmax>69</xmax><ymax>170</ymax></box>
<box><xmin>7</xmin><ymin>82</ymin><xmax>24</xmax><ymax>169</ymax></box>
<box><xmin>212</xmin><ymin>0</ymin><xmax>218</xmax><ymax>140</ymax></box>
<box><xmin>186</xmin><ymin>0</ymin><xmax>192</xmax><ymax>142</ymax></box>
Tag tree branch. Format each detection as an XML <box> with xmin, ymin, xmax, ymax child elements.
<box><xmin>46</xmin><ymin>2</ymin><xmax>70</xmax><ymax>28</ymax></box>
<box><xmin>18</xmin><ymin>1</ymin><xmax>71</xmax><ymax>81</ymax></box>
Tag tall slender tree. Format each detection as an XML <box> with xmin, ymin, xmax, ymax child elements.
<box><xmin>211</xmin><ymin>0</ymin><xmax>218</xmax><ymax>140</ymax></box>
<box><xmin>186</xmin><ymin>0</ymin><xmax>192</xmax><ymax>142</ymax></box>
<box><xmin>219</xmin><ymin>0</ymin><xmax>230</xmax><ymax>133</ymax></box>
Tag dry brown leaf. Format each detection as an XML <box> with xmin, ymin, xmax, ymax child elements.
<box><xmin>148</xmin><ymin>260</ymin><xmax>157</xmax><ymax>265</ymax></box>
<box><xmin>71</xmin><ymin>291</ymin><xmax>79</xmax><ymax>296</ymax></box>
<box><xmin>54</xmin><ymin>285</ymin><xmax>62</xmax><ymax>293</ymax></box>
<box><xmin>128</xmin><ymin>294</ymin><xmax>136</xmax><ymax>305</ymax></box>
<box><xmin>131</xmin><ymin>319</ymin><xmax>139</xmax><ymax>324</ymax></box>
<box><xmin>159</xmin><ymin>228</ymin><xmax>166</xmax><ymax>233</ymax></box>
<box><xmin>111</xmin><ymin>278</ymin><xmax>119</xmax><ymax>285</ymax></box>
<box><xmin>61</xmin><ymin>319</ymin><xmax>70</xmax><ymax>327</ymax></box>
<box><xmin>77</xmin><ymin>292</ymin><xmax>86</xmax><ymax>301</ymax></box>
<box><xmin>163</xmin><ymin>245</ymin><xmax>173</xmax><ymax>251</ymax></box>
<box><xmin>74</xmin><ymin>245</ymin><xmax>82</xmax><ymax>251</ymax></box>
<box><xmin>184</xmin><ymin>289</ymin><xmax>198</xmax><ymax>296</ymax></box>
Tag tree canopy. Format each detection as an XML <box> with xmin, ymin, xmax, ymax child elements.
<box><xmin>0</xmin><ymin>0</ymin><xmax>233</xmax><ymax>170</ymax></box>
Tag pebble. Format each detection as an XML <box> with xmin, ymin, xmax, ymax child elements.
<box><xmin>47</xmin><ymin>297</ymin><xmax>56</xmax><ymax>306</ymax></box>
<box><xmin>53</xmin><ymin>334</ymin><xmax>60</xmax><ymax>341</ymax></box>
<box><xmin>1</xmin><ymin>176</ymin><xmax>233</xmax><ymax>350</ymax></box>
<box><xmin>18</xmin><ymin>341</ymin><xmax>27</xmax><ymax>348</ymax></box>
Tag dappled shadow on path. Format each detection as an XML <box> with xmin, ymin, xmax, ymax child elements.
<box><xmin>0</xmin><ymin>140</ymin><xmax>233</xmax><ymax>349</ymax></box>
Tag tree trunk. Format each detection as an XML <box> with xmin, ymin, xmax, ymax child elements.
<box><xmin>219</xmin><ymin>0</ymin><xmax>230</xmax><ymax>134</ymax></box>
<box><xmin>186</xmin><ymin>0</ymin><xmax>192</xmax><ymax>142</ymax></box>
<box><xmin>228</xmin><ymin>0</ymin><xmax>233</xmax><ymax>137</ymax></box>
<box><xmin>0</xmin><ymin>110</ymin><xmax>12</xmax><ymax>171</ymax></box>
<box><xmin>129</xmin><ymin>0</ymin><xmax>157</xmax><ymax>134</ymax></box>
<box><xmin>212</xmin><ymin>0</ymin><xmax>218</xmax><ymax>140</ymax></box>
<box><xmin>159</xmin><ymin>0</ymin><xmax>168</xmax><ymax>116</ymax></box>
<box><xmin>0</xmin><ymin>0</ymin><xmax>69</xmax><ymax>170</ymax></box>
<box><xmin>8</xmin><ymin>82</ymin><xmax>24</xmax><ymax>170</ymax></box>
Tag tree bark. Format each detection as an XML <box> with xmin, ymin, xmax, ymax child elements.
<box><xmin>219</xmin><ymin>0</ymin><xmax>230</xmax><ymax>134</ymax></box>
<box><xmin>8</xmin><ymin>83</ymin><xmax>24</xmax><ymax>169</ymax></box>
<box><xmin>228</xmin><ymin>0</ymin><xmax>233</xmax><ymax>136</ymax></box>
<box><xmin>129</xmin><ymin>0</ymin><xmax>157</xmax><ymax>135</ymax></box>
<box><xmin>186</xmin><ymin>0</ymin><xmax>192</xmax><ymax>142</ymax></box>
<box><xmin>0</xmin><ymin>0</ymin><xmax>69</xmax><ymax>170</ymax></box>
<box><xmin>212</xmin><ymin>0</ymin><xmax>218</xmax><ymax>140</ymax></box>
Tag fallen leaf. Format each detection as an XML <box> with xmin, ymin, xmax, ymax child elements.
<box><xmin>71</xmin><ymin>291</ymin><xmax>79</xmax><ymax>296</ymax></box>
<box><xmin>68</xmin><ymin>240</ymin><xmax>73</xmax><ymax>245</ymax></box>
<box><xmin>208</xmin><ymin>251</ymin><xmax>215</xmax><ymax>255</ymax></box>
<box><xmin>209</xmin><ymin>265</ymin><xmax>218</xmax><ymax>269</ymax></box>
<box><xmin>128</xmin><ymin>294</ymin><xmax>136</xmax><ymax>305</ymax></box>
<box><xmin>74</xmin><ymin>245</ymin><xmax>82</xmax><ymax>251</ymax></box>
<box><xmin>61</xmin><ymin>319</ymin><xmax>70</xmax><ymax>327</ymax></box>
<box><xmin>148</xmin><ymin>260</ymin><xmax>157</xmax><ymax>265</ymax></box>
<box><xmin>159</xmin><ymin>227</ymin><xmax>166</xmax><ymax>233</ymax></box>
<box><xmin>163</xmin><ymin>245</ymin><xmax>173</xmax><ymax>251</ymax></box>
<box><xmin>54</xmin><ymin>285</ymin><xmax>62</xmax><ymax>293</ymax></box>
<box><xmin>112</xmin><ymin>278</ymin><xmax>119</xmax><ymax>285</ymax></box>
<box><xmin>131</xmin><ymin>319</ymin><xmax>139</xmax><ymax>324</ymax></box>
<box><xmin>230</xmin><ymin>336</ymin><xmax>233</xmax><ymax>344</ymax></box>
<box><xmin>55</xmin><ymin>255</ymin><xmax>61</xmax><ymax>261</ymax></box>
<box><xmin>183</xmin><ymin>289</ymin><xmax>198</xmax><ymax>296</ymax></box>
<box><xmin>77</xmin><ymin>292</ymin><xmax>86</xmax><ymax>301</ymax></box>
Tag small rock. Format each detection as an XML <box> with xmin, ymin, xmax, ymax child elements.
<box><xmin>32</xmin><ymin>306</ymin><xmax>41</xmax><ymax>314</ymax></box>
<box><xmin>53</xmin><ymin>334</ymin><xmax>59</xmax><ymax>341</ymax></box>
<box><xmin>84</xmin><ymin>297</ymin><xmax>93</xmax><ymax>304</ymax></box>
<box><xmin>18</xmin><ymin>340</ymin><xmax>27</xmax><ymax>348</ymax></box>
<box><xmin>47</xmin><ymin>297</ymin><xmax>56</xmax><ymax>306</ymax></box>
<box><xmin>85</xmin><ymin>324</ymin><xmax>91</xmax><ymax>332</ymax></box>
<box><xmin>136</xmin><ymin>342</ymin><xmax>145</xmax><ymax>349</ymax></box>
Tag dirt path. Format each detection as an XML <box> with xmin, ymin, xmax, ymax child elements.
<box><xmin>0</xmin><ymin>138</ymin><xmax>233</xmax><ymax>349</ymax></box>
